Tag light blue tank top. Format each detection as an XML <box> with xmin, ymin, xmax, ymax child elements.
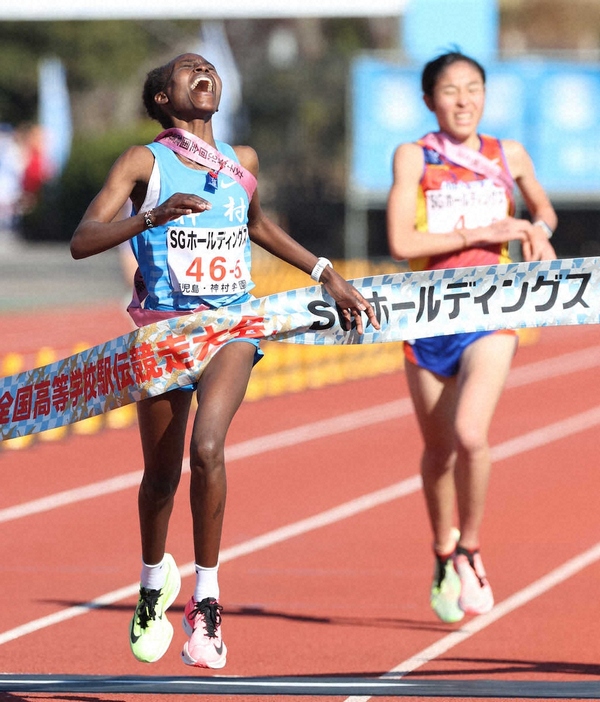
<box><xmin>130</xmin><ymin>141</ymin><xmax>254</xmax><ymax>311</ymax></box>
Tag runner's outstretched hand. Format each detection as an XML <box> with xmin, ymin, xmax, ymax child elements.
<box><xmin>320</xmin><ymin>269</ymin><xmax>380</xmax><ymax>334</ymax></box>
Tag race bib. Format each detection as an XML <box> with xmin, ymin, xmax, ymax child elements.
<box><xmin>426</xmin><ymin>180</ymin><xmax>507</xmax><ymax>234</ymax></box>
<box><xmin>167</xmin><ymin>225</ymin><xmax>250</xmax><ymax>296</ymax></box>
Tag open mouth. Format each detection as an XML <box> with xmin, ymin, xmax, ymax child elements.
<box><xmin>191</xmin><ymin>75</ymin><xmax>213</xmax><ymax>92</ymax></box>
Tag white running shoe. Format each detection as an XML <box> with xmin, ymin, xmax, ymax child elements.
<box><xmin>454</xmin><ymin>546</ymin><xmax>494</xmax><ymax>615</ymax></box>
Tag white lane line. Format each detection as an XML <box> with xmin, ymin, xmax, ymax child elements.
<box><xmin>2</xmin><ymin>344</ymin><xmax>600</xmax><ymax>526</ymax></box>
<box><xmin>0</xmin><ymin>476</ymin><xmax>422</xmax><ymax>646</ymax></box>
<box><xmin>491</xmin><ymin>405</ymin><xmax>600</xmax><ymax>461</ymax></box>
<box><xmin>226</xmin><ymin>398</ymin><xmax>413</xmax><ymax>460</ymax></box>
<box><xmin>2</xmin><ymin>403</ymin><xmax>600</xmax><ymax>646</ymax></box>
<box><xmin>396</xmin><ymin>542</ymin><xmax>600</xmax><ymax>676</ymax></box>
<box><xmin>505</xmin><ymin>345</ymin><xmax>600</xmax><ymax>389</ymax></box>
<box><xmin>345</xmin><ymin>542</ymin><xmax>600</xmax><ymax>702</ymax></box>
<box><xmin>0</xmin><ymin>399</ymin><xmax>412</xmax><ymax>525</ymax></box>
<box><xmin>0</xmin><ymin>473</ymin><xmax>143</xmax><ymax>524</ymax></box>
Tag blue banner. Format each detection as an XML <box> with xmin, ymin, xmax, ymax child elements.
<box><xmin>349</xmin><ymin>57</ymin><xmax>600</xmax><ymax>199</ymax></box>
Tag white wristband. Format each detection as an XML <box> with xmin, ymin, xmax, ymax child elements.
<box><xmin>310</xmin><ymin>257</ymin><xmax>332</xmax><ymax>282</ymax></box>
<box><xmin>534</xmin><ymin>220</ymin><xmax>553</xmax><ymax>240</ymax></box>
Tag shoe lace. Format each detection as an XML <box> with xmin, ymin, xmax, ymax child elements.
<box><xmin>188</xmin><ymin>597</ymin><xmax>223</xmax><ymax>638</ymax></box>
<box><xmin>434</xmin><ymin>553</ymin><xmax>451</xmax><ymax>588</ymax></box>
<box><xmin>456</xmin><ymin>545</ymin><xmax>485</xmax><ymax>587</ymax></box>
<box><xmin>136</xmin><ymin>587</ymin><xmax>161</xmax><ymax>629</ymax></box>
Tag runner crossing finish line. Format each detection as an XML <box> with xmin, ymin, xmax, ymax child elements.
<box><xmin>1</xmin><ymin>257</ymin><xmax>598</xmax><ymax>440</ymax></box>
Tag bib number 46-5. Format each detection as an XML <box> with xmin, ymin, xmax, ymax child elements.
<box><xmin>186</xmin><ymin>256</ymin><xmax>243</xmax><ymax>283</ymax></box>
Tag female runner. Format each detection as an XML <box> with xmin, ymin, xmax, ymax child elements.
<box><xmin>386</xmin><ymin>50</ymin><xmax>556</xmax><ymax>623</ymax></box>
<box><xmin>71</xmin><ymin>52</ymin><xmax>378</xmax><ymax>667</ymax></box>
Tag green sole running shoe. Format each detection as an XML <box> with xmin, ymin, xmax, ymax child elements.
<box><xmin>129</xmin><ymin>553</ymin><xmax>181</xmax><ymax>663</ymax></box>
<box><xmin>431</xmin><ymin>555</ymin><xmax>464</xmax><ymax>623</ymax></box>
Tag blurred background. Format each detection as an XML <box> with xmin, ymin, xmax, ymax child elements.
<box><xmin>1</xmin><ymin>0</ymin><xmax>600</xmax><ymax>265</ymax></box>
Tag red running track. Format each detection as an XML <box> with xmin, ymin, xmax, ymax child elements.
<box><xmin>1</xmin><ymin>308</ymin><xmax>600</xmax><ymax>701</ymax></box>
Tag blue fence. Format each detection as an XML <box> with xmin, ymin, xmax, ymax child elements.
<box><xmin>350</xmin><ymin>55</ymin><xmax>600</xmax><ymax>202</ymax></box>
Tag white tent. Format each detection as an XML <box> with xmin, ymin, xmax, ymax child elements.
<box><xmin>0</xmin><ymin>0</ymin><xmax>406</xmax><ymax>20</ymax></box>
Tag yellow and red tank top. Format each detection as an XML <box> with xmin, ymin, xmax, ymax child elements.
<box><xmin>410</xmin><ymin>133</ymin><xmax>515</xmax><ymax>272</ymax></box>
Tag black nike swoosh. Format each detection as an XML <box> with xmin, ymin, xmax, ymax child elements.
<box><xmin>213</xmin><ymin>640</ymin><xmax>224</xmax><ymax>655</ymax></box>
<box><xmin>130</xmin><ymin>614</ymin><xmax>161</xmax><ymax>644</ymax></box>
<box><xmin>130</xmin><ymin>626</ymin><xmax>141</xmax><ymax>644</ymax></box>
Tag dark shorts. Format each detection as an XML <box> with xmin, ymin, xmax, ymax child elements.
<box><xmin>403</xmin><ymin>330</ymin><xmax>515</xmax><ymax>377</ymax></box>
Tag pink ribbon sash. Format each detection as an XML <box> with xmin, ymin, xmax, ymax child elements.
<box><xmin>420</xmin><ymin>131</ymin><xmax>514</xmax><ymax>206</ymax></box>
<box><xmin>154</xmin><ymin>128</ymin><xmax>257</xmax><ymax>200</ymax></box>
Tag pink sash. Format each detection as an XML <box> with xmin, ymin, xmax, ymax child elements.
<box><xmin>420</xmin><ymin>131</ymin><xmax>514</xmax><ymax>207</ymax></box>
<box><xmin>154</xmin><ymin>128</ymin><xmax>257</xmax><ymax>200</ymax></box>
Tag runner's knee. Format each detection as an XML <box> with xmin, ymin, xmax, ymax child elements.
<box><xmin>189</xmin><ymin>435</ymin><xmax>225</xmax><ymax>476</ymax></box>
